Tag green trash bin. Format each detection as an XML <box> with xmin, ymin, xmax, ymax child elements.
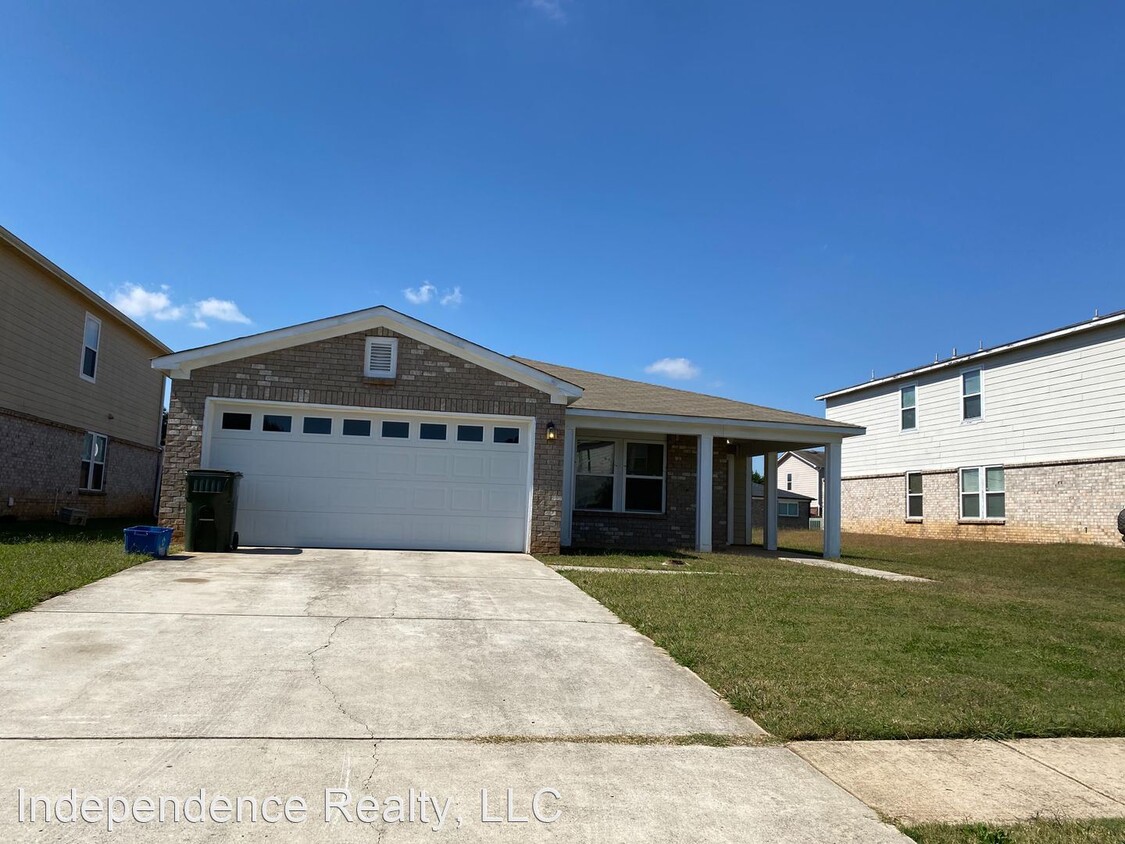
<box><xmin>184</xmin><ymin>469</ymin><xmax>242</xmax><ymax>552</ymax></box>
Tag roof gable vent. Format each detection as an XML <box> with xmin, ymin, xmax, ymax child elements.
<box><xmin>364</xmin><ymin>337</ymin><xmax>398</xmax><ymax>379</ymax></box>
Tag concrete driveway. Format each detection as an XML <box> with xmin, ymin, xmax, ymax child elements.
<box><xmin>0</xmin><ymin>549</ymin><xmax>908</xmax><ymax>842</ymax></box>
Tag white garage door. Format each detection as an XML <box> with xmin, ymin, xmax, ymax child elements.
<box><xmin>204</xmin><ymin>401</ymin><xmax>533</xmax><ymax>552</ymax></box>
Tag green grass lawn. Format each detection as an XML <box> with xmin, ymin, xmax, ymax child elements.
<box><xmin>0</xmin><ymin>518</ymin><xmax>154</xmax><ymax>619</ymax></box>
<box><xmin>901</xmin><ymin>819</ymin><xmax>1125</xmax><ymax>844</ymax></box>
<box><xmin>541</xmin><ymin>531</ymin><xmax>1125</xmax><ymax>740</ymax></box>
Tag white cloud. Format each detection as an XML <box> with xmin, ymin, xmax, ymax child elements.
<box><xmin>403</xmin><ymin>282</ymin><xmax>437</xmax><ymax>305</ymax></box>
<box><xmin>645</xmin><ymin>357</ymin><xmax>701</xmax><ymax>381</ymax></box>
<box><xmin>194</xmin><ymin>297</ymin><xmax>251</xmax><ymax>325</ymax></box>
<box><xmin>105</xmin><ymin>283</ymin><xmax>251</xmax><ymax>330</ymax></box>
<box><xmin>404</xmin><ymin>281</ymin><xmax>463</xmax><ymax>308</ymax></box>
<box><xmin>526</xmin><ymin>0</ymin><xmax>568</xmax><ymax>22</ymax></box>
<box><xmin>109</xmin><ymin>283</ymin><xmax>185</xmax><ymax>321</ymax></box>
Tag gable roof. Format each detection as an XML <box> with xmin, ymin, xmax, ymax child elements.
<box><xmin>1</xmin><ymin>224</ymin><xmax>172</xmax><ymax>354</ymax></box>
<box><xmin>515</xmin><ymin>358</ymin><xmax>862</xmax><ymax>431</ymax></box>
<box><xmin>817</xmin><ymin>308</ymin><xmax>1125</xmax><ymax>402</ymax></box>
<box><xmin>151</xmin><ymin>305</ymin><xmax>584</xmax><ymax>403</ymax></box>
<box><xmin>779</xmin><ymin>449</ymin><xmax>825</xmax><ymax>470</ymax></box>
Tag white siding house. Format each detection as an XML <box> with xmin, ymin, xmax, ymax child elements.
<box><xmin>817</xmin><ymin>311</ymin><xmax>1125</xmax><ymax>546</ymax></box>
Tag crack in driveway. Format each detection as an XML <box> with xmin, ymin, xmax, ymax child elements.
<box><xmin>306</xmin><ymin>618</ymin><xmax>379</xmax><ymax>793</ymax></box>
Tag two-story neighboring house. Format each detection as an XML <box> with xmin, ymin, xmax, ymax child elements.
<box><xmin>817</xmin><ymin>311</ymin><xmax>1125</xmax><ymax>547</ymax></box>
<box><xmin>0</xmin><ymin>225</ymin><xmax>171</xmax><ymax>521</ymax></box>
<box><xmin>777</xmin><ymin>449</ymin><xmax>825</xmax><ymax>516</ymax></box>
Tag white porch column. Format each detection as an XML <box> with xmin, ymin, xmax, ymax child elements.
<box><xmin>744</xmin><ymin>454</ymin><xmax>754</xmax><ymax>546</ymax></box>
<box><xmin>823</xmin><ymin>440</ymin><xmax>843</xmax><ymax>559</ymax></box>
<box><xmin>696</xmin><ymin>433</ymin><xmax>713</xmax><ymax>552</ymax></box>
<box><xmin>560</xmin><ymin>422</ymin><xmax>577</xmax><ymax>547</ymax></box>
<box><xmin>764</xmin><ymin>451</ymin><xmax>779</xmax><ymax>551</ymax></box>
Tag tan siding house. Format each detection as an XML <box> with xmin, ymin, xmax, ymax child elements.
<box><xmin>0</xmin><ymin>226</ymin><xmax>171</xmax><ymax>520</ymax></box>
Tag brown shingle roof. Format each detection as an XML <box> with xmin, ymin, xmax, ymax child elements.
<box><xmin>782</xmin><ymin>449</ymin><xmax>825</xmax><ymax>469</ymax></box>
<box><xmin>513</xmin><ymin>358</ymin><xmax>860</xmax><ymax>430</ymax></box>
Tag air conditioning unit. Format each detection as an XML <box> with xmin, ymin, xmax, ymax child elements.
<box><xmin>58</xmin><ymin>507</ymin><xmax>88</xmax><ymax>526</ymax></box>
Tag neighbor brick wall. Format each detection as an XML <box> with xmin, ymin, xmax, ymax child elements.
<box><xmin>158</xmin><ymin>327</ymin><xmax>567</xmax><ymax>554</ymax></box>
<box><xmin>842</xmin><ymin>457</ymin><xmax>1125</xmax><ymax>546</ymax></box>
<box><xmin>570</xmin><ymin>434</ymin><xmax>699</xmax><ymax>550</ymax></box>
<box><xmin>0</xmin><ymin>407</ymin><xmax>159</xmax><ymax>521</ymax></box>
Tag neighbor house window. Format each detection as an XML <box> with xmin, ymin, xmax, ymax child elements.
<box><xmin>80</xmin><ymin>313</ymin><xmax>101</xmax><ymax>382</ymax></box>
<box><xmin>575</xmin><ymin>438</ymin><xmax>665</xmax><ymax>514</ymax></box>
<box><xmin>962</xmin><ymin>370</ymin><xmax>982</xmax><ymax>421</ymax></box>
<box><xmin>778</xmin><ymin>501</ymin><xmax>799</xmax><ymax>517</ymax></box>
<box><xmin>901</xmin><ymin>385</ymin><xmax>917</xmax><ymax>430</ymax></box>
<box><xmin>786</xmin><ymin>473</ymin><xmax>793</xmax><ymax>491</ymax></box>
<box><xmin>960</xmin><ymin>466</ymin><xmax>1004</xmax><ymax>520</ymax></box>
<box><xmin>906</xmin><ymin>472</ymin><xmax>923</xmax><ymax>519</ymax></box>
<box><xmin>80</xmin><ymin>432</ymin><xmax>108</xmax><ymax>491</ymax></box>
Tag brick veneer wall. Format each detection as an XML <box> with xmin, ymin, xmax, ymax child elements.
<box><xmin>0</xmin><ymin>407</ymin><xmax>159</xmax><ymax>520</ymax></box>
<box><xmin>842</xmin><ymin>457</ymin><xmax>1125</xmax><ymax>546</ymax></box>
<box><xmin>158</xmin><ymin>327</ymin><xmax>567</xmax><ymax>554</ymax></box>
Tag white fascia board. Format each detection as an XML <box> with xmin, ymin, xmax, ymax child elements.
<box><xmin>817</xmin><ymin>310</ymin><xmax>1125</xmax><ymax>402</ymax></box>
<box><xmin>151</xmin><ymin>305</ymin><xmax>583</xmax><ymax>401</ymax></box>
<box><xmin>565</xmin><ymin>408</ymin><xmax>863</xmax><ymax>442</ymax></box>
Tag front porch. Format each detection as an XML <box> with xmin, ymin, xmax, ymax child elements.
<box><xmin>559</xmin><ymin>415</ymin><xmax>851</xmax><ymax>559</ymax></box>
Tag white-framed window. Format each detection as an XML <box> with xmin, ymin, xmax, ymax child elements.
<box><xmin>962</xmin><ymin>369</ymin><xmax>982</xmax><ymax>421</ymax></box>
<box><xmin>574</xmin><ymin>438</ymin><xmax>665</xmax><ymax>514</ymax></box>
<box><xmin>960</xmin><ymin>466</ymin><xmax>1004</xmax><ymax>520</ymax></box>
<box><xmin>364</xmin><ymin>337</ymin><xmax>398</xmax><ymax>379</ymax></box>
<box><xmin>80</xmin><ymin>432</ymin><xmax>108</xmax><ymax>491</ymax></box>
<box><xmin>80</xmin><ymin>313</ymin><xmax>101</xmax><ymax>382</ymax></box>
<box><xmin>779</xmin><ymin>501</ymin><xmax>800</xmax><ymax>517</ymax></box>
<box><xmin>901</xmin><ymin>385</ymin><xmax>917</xmax><ymax>430</ymax></box>
<box><xmin>786</xmin><ymin>472</ymin><xmax>793</xmax><ymax>491</ymax></box>
<box><xmin>906</xmin><ymin>471</ymin><xmax>923</xmax><ymax>519</ymax></box>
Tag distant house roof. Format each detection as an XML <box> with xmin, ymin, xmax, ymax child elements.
<box><xmin>515</xmin><ymin>358</ymin><xmax>862</xmax><ymax>431</ymax></box>
<box><xmin>780</xmin><ymin>449</ymin><xmax>825</xmax><ymax>470</ymax></box>
<box><xmin>816</xmin><ymin>308</ymin><xmax>1125</xmax><ymax>402</ymax></box>
<box><xmin>751</xmin><ymin>483</ymin><xmax>813</xmax><ymax>501</ymax></box>
<box><xmin>0</xmin><ymin>224</ymin><xmax>172</xmax><ymax>354</ymax></box>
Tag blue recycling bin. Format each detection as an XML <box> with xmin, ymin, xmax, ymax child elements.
<box><xmin>123</xmin><ymin>526</ymin><xmax>174</xmax><ymax>558</ymax></box>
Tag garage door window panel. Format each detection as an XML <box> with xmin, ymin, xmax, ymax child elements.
<box><xmin>342</xmin><ymin>419</ymin><xmax>371</xmax><ymax>437</ymax></box>
<box><xmin>494</xmin><ymin>427</ymin><xmax>520</xmax><ymax>444</ymax></box>
<box><xmin>303</xmin><ymin>417</ymin><xmax>332</xmax><ymax>435</ymax></box>
<box><xmin>420</xmin><ymin>423</ymin><xmax>447</xmax><ymax>441</ymax></box>
<box><xmin>263</xmin><ymin>415</ymin><xmax>292</xmax><ymax>433</ymax></box>
<box><xmin>222</xmin><ymin>412</ymin><xmax>252</xmax><ymax>431</ymax></box>
<box><xmin>382</xmin><ymin>421</ymin><xmax>410</xmax><ymax>439</ymax></box>
<box><xmin>457</xmin><ymin>425</ymin><xmax>484</xmax><ymax>442</ymax></box>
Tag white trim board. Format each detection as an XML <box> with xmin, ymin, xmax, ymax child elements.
<box><xmin>153</xmin><ymin>306</ymin><xmax>583</xmax><ymax>404</ymax></box>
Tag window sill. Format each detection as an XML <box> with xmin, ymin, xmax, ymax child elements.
<box><xmin>78</xmin><ymin>489</ymin><xmax>106</xmax><ymax>496</ymax></box>
<box><xmin>958</xmin><ymin>518</ymin><xmax>1005</xmax><ymax>525</ymax></box>
<box><xmin>904</xmin><ymin>518</ymin><xmax>923</xmax><ymax>524</ymax></box>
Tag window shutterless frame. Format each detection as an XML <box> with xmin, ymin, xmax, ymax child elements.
<box><xmin>962</xmin><ymin>369</ymin><xmax>983</xmax><ymax>422</ymax></box>
<box><xmin>960</xmin><ymin>465</ymin><xmax>1004</xmax><ymax>520</ymax></box>
<box><xmin>905</xmin><ymin>471</ymin><xmax>923</xmax><ymax>519</ymax></box>
<box><xmin>778</xmin><ymin>501</ymin><xmax>799</xmax><ymax>517</ymax></box>
<box><xmin>574</xmin><ymin>437</ymin><xmax>666</xmax><ymax>514</ymax></box>
<box><xmin>80</xmin><ymin>431</ymin><xmax>108</xmax><ymax>491</ymax></box>
<box><xmin>900</xmin><ymin>384</ymin><xmax>917</xmax><ymax>430</ymax></box>
<box><xmin>80</xmin><ymin>313</ymin><xmax>101</xmax><ymax>383</ymax></box>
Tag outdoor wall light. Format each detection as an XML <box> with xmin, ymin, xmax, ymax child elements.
<box><xmin>546</xmin><ymin>422</ymin><xmax>557</xmax><ymax>440</ymax></box>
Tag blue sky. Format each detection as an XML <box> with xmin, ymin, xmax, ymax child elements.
<box><xmin>2</xmin><ymin>1</ymin><xmax>1123</xmax><ymax>417</ymax></box>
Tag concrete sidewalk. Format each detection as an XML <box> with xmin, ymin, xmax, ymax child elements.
<box><xmin>791</xmin><ymin>737</ymin><xmax>1125</xmax><ymax>824</ymax></box>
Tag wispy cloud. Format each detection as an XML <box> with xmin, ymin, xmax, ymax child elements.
<box><xmin>645</xmin><ymin>357</ymin><xmax>701</xmax><ymax>381</ymax></box>
<box><xmin>525</xmin><ymin>0</ymin><xmax>569</xmax><ymax>22</ymax></box>
<box><xmin>404</xmin><ymin>281</ymin><xmax>463</xmax><ymax>308</ymax></box>
<box><xmin>106</xmin><ymin>283</ymin><xmax>251</xmax><ymax>330</ymax></box>
<box><xmin>403</xmin><ymin>282</ymin><xmax>437</xmax><ymax>305</ymax></box>
<box><xmin>109</xmin><ymin>283</ymin><xmax>185</xmax><ymax>321</ymax></box>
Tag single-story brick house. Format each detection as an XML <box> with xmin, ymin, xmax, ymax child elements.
<box><xmin>153</xmin><ymin>307</ymin><xmax>863</xmax><ymax>556</ymax></box>
<box><xmin>751</xmin><ymin>483</ymin><xmax>814</xmax><ymax>531</ymax></box>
